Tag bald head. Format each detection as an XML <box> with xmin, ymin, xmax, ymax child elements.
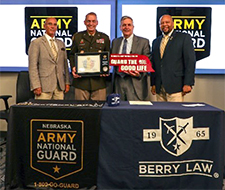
<box><xmin>159</xmin><ymin>14</ymin><xmax>174</xmax><ymax>35</ymax></box>
<box><xmin>44</xmin><ymin>17</ymin><xmax>57</xmax><ymax>37</ymax></box>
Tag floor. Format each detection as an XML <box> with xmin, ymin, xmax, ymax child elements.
<box><xmin>0</xmin><ymin>137</ymin><xmax>6</xmax><ymax>190</ymax></box>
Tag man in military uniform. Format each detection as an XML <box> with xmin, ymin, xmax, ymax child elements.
<box><xmin>69</xmin><ymin>12</ymin><xmax>110</xmax><ymax>100</ymax></box>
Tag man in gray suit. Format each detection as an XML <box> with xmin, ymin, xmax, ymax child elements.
<box><xmin>111</xmin><ymin>16</ymin><xmax>151</xmax><ymax>101</ymax></box>
<box><xmin>29</xmin><ymin>17</ymin><xmax>70</xmax><ymax>100</ymax></box>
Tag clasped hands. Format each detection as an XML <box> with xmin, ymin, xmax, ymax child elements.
<box><xmin>150</xmin><ymin>85</ymin><xmax>192</xmax><ymax>96</ymax></box>
<box><xmin>33</xmin><ymin>84</ymin><xmax>70</xmax><ymax>96</ymax></box>
<box><xmin>123</xmin><ymin>70</ymin><xmax>141</xmax><ymax>77</ymax></box>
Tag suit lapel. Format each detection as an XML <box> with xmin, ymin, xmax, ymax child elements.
<box><xmin>55</xmin><ymin>40</ymin><xmax>62</xmax><ymax>62</ymax></box>
<box><xmin>115</xmin><ymin>38</ymin><xmax>123</xmax><ymax>53</ymax></box>
<box><xmin>42</xmin><ymin>36</ymin><xmax>56</xmax><ymax>62</ymax></box>
<box><xmin>131</xmin><ymin>35</ymin><xmax>138</xmax><ymax>54</ymax></box>
<box><xmin>162</xmin><ymin>31</ymin><xmax>176</xmax><ymax>58</ymax></box>
<box><xmin>156</xmin><ymin>36</ymin><xmax>163</xmax><ymax>59</ymax></box>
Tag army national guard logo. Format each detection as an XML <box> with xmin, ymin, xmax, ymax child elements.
<box><xmin>143</xmin><ymin>117</ymin><xmax>209</xmax><ymax>156</ymax></box>
<box><xmin>25</xmin><ymin>7</ymin><xmax>78</xmax><ymax>55</ymax></box>
<box><xmin>30</xmin><ymin>119</ymin><xmax>84</xmax><ymax>180</ymax></box>
<box><xmin>157</xmin><ymin>7</ymin><xmax>212</xmax><ymax>61</ymax></box>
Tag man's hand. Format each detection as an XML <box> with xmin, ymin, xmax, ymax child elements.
<box><xmin>34</xmin><ymin>87</ymin><xmax>42</xmax><ymax>96</ymax></box>
<box><xmin>100</xmin><ymin>74</ymin><xmax>110</xmax><ymax>77</ymax></box>
<box><xmin>182</xmin><ymin>85</ymin><xmax>192</xmax><ymax>96</ymax></box>
<box><xmin>124</xmin><ymin>70</ymin><xmax>140</xmax><ymax>77</ymax></box>
<box><xmin>151</xmin><ymin>85</ymin><xmax>156</xmax><ymax>95</ymax></box>
<box><xmin>72</xmin><ymin>67</ymin><xmax>81</xmax><ymax>78</ymax></box>
<box><xmin>64</xmin><ymin>84</ymin><xmax>70</xmax><ymax>93</ymax></box>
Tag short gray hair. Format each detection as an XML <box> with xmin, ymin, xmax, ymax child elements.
<box><xmin>120</xmin><ymin>16</ymin><xmax>133</xmax><ymax>23</ymax></box>
<box><xmin>85</xmin><ymin>12</ymin><xmax>97</xmax><ymax>20</ymax></box>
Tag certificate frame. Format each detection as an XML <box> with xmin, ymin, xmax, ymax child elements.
<box><xmin>75</xmin><ymin>52</ymin><xmax>110</xmax><ymax>77</ymax></box>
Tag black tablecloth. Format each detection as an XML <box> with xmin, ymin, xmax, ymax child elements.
<box><xmin>5</xmin><ymin>100</ymin><xmax>104</xmax><ymax>190</ymax></box>
<box><xmin>5</xmin><ymin>100</ymin><xmax>224</xmax><ymax>189</ymax></box>
<box><xmin>97</xmin><ymin>101</ymin><xmax>224</xmax><ymax>189</ymax></box>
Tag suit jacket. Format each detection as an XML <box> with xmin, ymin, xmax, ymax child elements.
<box><xmin>28</xmin><ymin>35</ymin><xmax>70</xmax><ymax>92</ymax></box>
<box><xmin>69</xmin><ymin>30</ymin><xmax>110</xmax><ymax>91</ymax></box>
<box><xmin>111</xmin><ymin>35</ymin><xmax>151</xmax><ymax>100</ymax></box>
<box><xmin>151</xmin><ymin>31</ymin><xmax>196</xmax><ymax>94</ymax></box>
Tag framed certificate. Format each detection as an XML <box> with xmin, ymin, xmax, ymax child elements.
<box><xmin>75</xmin><ymin>52</ymin><xmax>109</xmax><ymax>77</ymax></box>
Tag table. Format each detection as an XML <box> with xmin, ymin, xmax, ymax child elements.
<box><xmin>5</xmin><ymin>100</ymin><xmax>103</xmax><ymax>190</ymax></box>
<box><xmin>5</xmin><ymin>100</ymin><xmax>224</xmax><ymax>189</ymax></box>
<box><xmin>97</xmin><ymin>101</ymin><xmax>224</xmax><ymax>189</ymax></box>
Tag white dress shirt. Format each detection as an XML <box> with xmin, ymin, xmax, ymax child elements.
<box><xmin>119</xmin><ymin>34</ymin><xmax>134</xmax><ymax>54</ymax></box>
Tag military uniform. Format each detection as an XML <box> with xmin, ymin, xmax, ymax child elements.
<box><xmin>69</xmin><ymin>30</ymin><xmax>110</xmax><ymax>95</ymax></box>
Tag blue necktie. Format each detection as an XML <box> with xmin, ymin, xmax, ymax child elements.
<box><xmin>122</xmin><ymin>39</ymin><xmax>127</xmax><ymax>54</ymax></box>
<box><xmin>117</xmin><ymin>39</ymin><xmax>127</xmax><ymax>77</ymax></box>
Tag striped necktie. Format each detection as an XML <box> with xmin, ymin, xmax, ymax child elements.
<box><xmin>50</xmin><ymin>39</ymin><xmax>58</xmax><ymax>61</ymax></box>
<box><xmin>122</xmin><ymin>39</ymin><xmax>127</xmax><ymax>54</ymax></box>
<box><xmin>160</xmin><ymin>35</ymin><xmax>169</xmax><ymax>58</ymax></box>
<box><xmin>118</xmin><ymin>39</ymin><xmax>127</xmax><ymax>78</ymax></box>
<box><xmin>117</xmin><ymin>39</ymin><xmax>128</xmax><ymax>77</ymax></box>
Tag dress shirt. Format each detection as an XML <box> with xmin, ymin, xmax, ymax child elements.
<box><xmin>45</xmin><ymin>33</ymin><xmax>58</xmax><ymax>51</ymax></box>
<box><xmin>162</xmin><ymin>29</ymin><xmax>174</xmax><ymax>39</ymax></box>
<box><xmin>119</xmin><ymin>34</ymin><xmax>134</xmax><ymax>54</ymax></box>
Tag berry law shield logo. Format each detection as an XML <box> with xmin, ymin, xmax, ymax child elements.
<box><xmin>160</xmin><ymin>117</ymin><xmax>193</xmax><ymax>156</ymax></box>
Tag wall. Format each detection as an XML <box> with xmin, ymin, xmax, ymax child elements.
<box><xmin>0</xmin><ymin>73</ymin><xmax>224</xmax><ymax>131</ymax></box>
<box><xmin>0</xmin><ymin>73</ymin><xmax>18</xmax><ymax>131</ymax></box>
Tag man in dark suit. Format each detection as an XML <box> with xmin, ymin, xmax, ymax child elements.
<box><xmin>151</xmin><ymin>14</ymin><xmax>196</xmax><ymax>102</ymax></box>
<box><xmin>29</xmin><ymin>17</ymin><xmax>70</xmax><ymax>100</ymax></box>
<box><xmin>69</xmin><ymin>12</ymin><xmax>110</xmax><ymax>101</ymax></box>
<box><xmin>112</xmin><ymin>16</ymin><xmax>151</xmax><ymax>101</ymax></box>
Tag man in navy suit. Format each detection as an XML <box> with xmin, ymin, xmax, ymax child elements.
<box><xmin>112</xmin><ymin>16</ymin><xmax>151</xmax><ymax>101</ymax></box>
<box><xmin>151</xmin><ymin>14</ymin><xmax>196</xmax><ymax>102</ymax></box>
